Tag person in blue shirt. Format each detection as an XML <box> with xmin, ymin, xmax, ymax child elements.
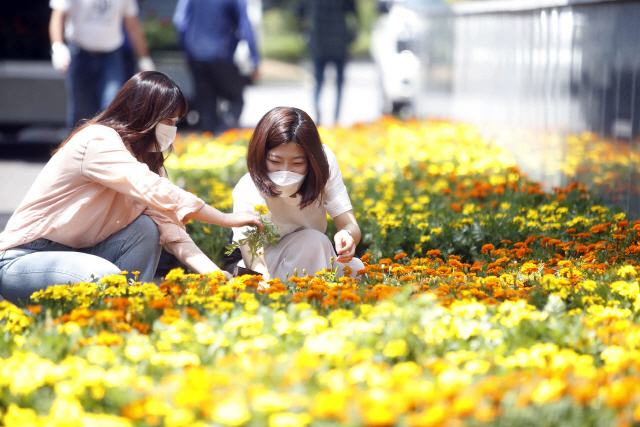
<box><xmin>173</xmin><ymin>0</ymin><xmax>260</xmax><ymax>134</ymax></box>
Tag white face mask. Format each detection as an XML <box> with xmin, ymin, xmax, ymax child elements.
<box><xmin>152</xmin><ymin>123</ymin><xmax>177</xmax><ymax>152</ymax></box>
<box><xmin>268</xmin><ymin>171</ymin><xmax>307</xmax><ymax>198</ymax></box>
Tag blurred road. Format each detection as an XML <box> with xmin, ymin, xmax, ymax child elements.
<box><xmin>0</xmin><ymin>60</ymin><xmax>381</xmax><ymax>232</ymax></box>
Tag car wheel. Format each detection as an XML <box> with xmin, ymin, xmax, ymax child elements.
<box><xmin>392</xmin><ymin>101</ymin><xmax>414</xmax><ymax>121</ymax></box>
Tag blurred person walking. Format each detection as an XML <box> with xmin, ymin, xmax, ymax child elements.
<box><xmin>173</xmin><ymin>0</ymin><xmax>260</xmax><ymax>134</ymax></box>
<box><xmin>298</xmin><ymin>0</ymin><xmax>359</xmax><ymax>126</ymax></box>
<box><xmin>49</xmin><ymin>0</ymin><xmax>156</xmax><ymax>130</ymax></box>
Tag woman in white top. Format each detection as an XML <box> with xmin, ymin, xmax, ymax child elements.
<box><xmin>232</xmin><ymin>107</ymin><xmax>365</xmax><ymax>281</ymax></box>
<box><xmin>0</xmin><ymin>71</ymin><xmax>261</xmax><ymax>305</ymax></box>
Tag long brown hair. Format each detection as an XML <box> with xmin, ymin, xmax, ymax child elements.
<box><xmin>53</xmin><ymin>71</ymin><xmax>188</xmax><ymax>174</ymax></box>
<box><xmin>247</xmin><ymin>107</ymin><xmax>330</xmax><ymax>209</ymax></box>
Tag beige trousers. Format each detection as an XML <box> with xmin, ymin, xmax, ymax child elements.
<box><xmin>263</xmin><ymin>229</ymin><xmax>365</xmax><ymax>280</ymax></box>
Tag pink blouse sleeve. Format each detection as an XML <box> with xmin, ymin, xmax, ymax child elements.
<box><xmin>143</xmin><ymin>207</ymin><xmax>194</xmax><ymax>245</ymax></box>
<box><xmin>80</xmin><ymin>132</ymin><xmax>206</xmax><ymax>222</ymax></box>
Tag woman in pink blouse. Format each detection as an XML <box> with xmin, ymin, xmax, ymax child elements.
<box><xmin>0</xmin><ymin>71</ymin><xmax>261</xmax><ymax>305</ymax></box>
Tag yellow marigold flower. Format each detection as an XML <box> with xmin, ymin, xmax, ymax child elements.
<box><xmin>251</xmin><ymin>387</ymin><xmax>292</xmax><ymax>413</ymax></box>
<box><xmin>96</xmin><ymin>331</ymin><xmax>124</xmax><ymax>346</ymax></box>
<box><xmin>212</xmin><ymin>395</ymin><xmax>251</xmax><ymax>426</ymax></box>
<box><xmin>269</xmin><ymin>412</ymin><xmax>312</xmax><ymax>427</ymax></box>
<box><xmin>150</xmin><ymin>351</ymin><xmax>200</xmax><ymax>367</ymax></box>
<box><xmin>87</xmin><ymin>346</ymin><xmax>116</xmax><ymax>365</ymax></box>
<box><xmin>100</xmin><ymin>274</ymin><xmax>127</xmax><ymax>288</ymax></box>
<box><xmin>310</xmin><ymin>390</ymin><xmax>347</xmax><ymax>420</ymax></box>
<box><xmin>165</xmin><ymin>409</ymin><xmax>196</xmax><ymax>427</ymax></box>
<box><xmin>49</xmin><ymin>396</ymin><xmax>84</xmax><ymax>420</ymax></box>
<box><xmin>531</xmin><ymin>378</ymin><xmax>566</xmax><ymax>405</ymax></box>
<box><xmin>614</xmin><ymin>212</ymin><xmax>626</xmax><ymax>221</ymax></box>
<box><xmin>165</xmin><ymin>268</ymin><xmax>185</xmax><ymax>283</ymax></box>
<box><xmin>580</xmin><ymin>280</ymin><xmax>597</xmax><ymax>292</ymax></box>
<box><xmin>3</xmin><ymin>404</ymin><xmax>41</xmax><ymax>425</ymax></box>
<box><xmin>520</xmin><ymin>262</ymin><xmax>538</xmax><ymax>274</ymax></box>
<box><xmin>617</xmin><ymin>265</ymin><xmax>637</xmax><ymax>280</ymax></box>
<box><xmin>254</xmin><ymin>204</ymin><xmax>269</xmax><ymax>215</ymax></box>
<box><xmin>383</xmin><ymin>339</ymin><xmax>408</xmax><ymax>358</ymax></box>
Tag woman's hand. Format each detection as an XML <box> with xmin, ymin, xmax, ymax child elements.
<box><xmin>334</xmin><ymin>229</ymin><xmax>356</xmax><ymax>263</ymax></box>
<box><xmin>222</xmin><ymin>210</ymin><xmax>263</xmax><ymax>232</ymax></box>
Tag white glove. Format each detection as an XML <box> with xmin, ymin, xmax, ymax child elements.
<box><xmin>51</xmin><ymin>42</ymin><xmax>71</xmax><ymax>73</ymax></box>
<box><xmin>137</xmin><ymin>56</ymin><xmax>156</xmax><ymax>72</ymax></box>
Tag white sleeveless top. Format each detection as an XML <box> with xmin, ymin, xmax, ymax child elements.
<box><xmin>232</xmin><ymin>144</ymin><xmax>352</xmax><ymax>243</ymax></box>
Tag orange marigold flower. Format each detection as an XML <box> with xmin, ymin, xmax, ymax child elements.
<box><xmin>105</xmin><ymin>298</ymin><xmax>130</xmax><ymax>309</ymax></box>
<box><xmin>186</xmin><ymin>307</ymin><xmax>201</xmax><ymax>320</ymax></box>
<box><xmin>133</xmin><ymin>321</ymin><xmax>150</xmax><ymax>334</ymax></box>
<box><xmin>361</xmin><ymin>253</ymin><xmax>372</xmax><ymax>263</ymax></box>
<box><xmin>26</xmin><ymin>305</ymin><xmax>42</xmax><ymax>314</ymax></box>
<box><xmin>393</xmin><ymin>253</ymin><xmax>407</xmax><ymax>260</ymax></box>
<box><xmin>148</xmin><ymin>298</ymin><xmax>174</xmax><ymax>310</ymax></box>
<box><xmin>590</xmin><ymin>224</ymin><xmax>608</xmax><ymax>233</ymax></box>
<box><xmin>114</xmin><ymin>322</ymin><xmax>132</xmax><ymax>333</ymax></box>
<box><xmin>426</xmin><ymin>249</ymin><xmax>442</xmax><ymax>257</ymax></box>
<box><xmin>305</xmin><ymin>290</ymin><xmax>323</xmax><ymax>302</ymax></box>
<box><xmin>451</xmin><ymin>203</ymin><xmax>462</xmax><ymax>212</ymax></box>
<box><xmin>95</xmin><ymin>309</ymin><xmax>125</xmax><ymax>323</ymax></box>
<box><xmin>481</xmin><ymin>244</ymin><xmax>495</xmax><ymax>253</ymax></box>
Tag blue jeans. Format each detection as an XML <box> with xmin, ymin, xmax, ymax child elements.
<box><xmin>0</xmin><ymin>215</ymin><xmax>161</xmax><ymax>306</ymax></box>
<box><xmin>66</xmin><ymin>45</ymin><xmax>126</xmax><ymax>129</ymax></box>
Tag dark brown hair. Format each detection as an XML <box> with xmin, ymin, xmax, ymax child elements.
<box><xmin>53</xmin><ymin>71</ymin><xmax>187</xmax><ymax>174</ymax></box>
<box><xmin>247</xmin><ymin>107</ymin><xmax>330</xmax><ymax>209</ymax></box>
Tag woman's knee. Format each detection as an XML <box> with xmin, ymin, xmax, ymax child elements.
<box><xmin>134</xmin><ymin>215</ymin><xmax>160</xmax><ymax>239</ymax></box>
<box><xmin>0</xmin><ymin>254</ymin><xmax>120</xmax><ymax>306</ymax></box>
<box><xmin>294</xmin><ymin>229</ymin><xmax>332</xmax><ymax>247</ymax></box>
<box><xmin>129</xmin><ymin>215</ymin><xmax>161</xmax><ymax>253</ymax></box>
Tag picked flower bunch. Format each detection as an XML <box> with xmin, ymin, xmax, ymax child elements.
<box><xmin>225</xmin><ymin>204</ymin><xmax>281</xmax><ymax>267</ymax></box>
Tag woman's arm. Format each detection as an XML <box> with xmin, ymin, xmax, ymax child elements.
<box><xmin>333</xmin><ymin>210</ymin><xmax>361</xmax><ymax>263</ymax></box>
<box><xmin>240</xmin><ymin>245</ymin><xmax>271</xmax><ymax>281</ymax></box>
<box><xmin>49</xmin><ymin>9</ymin><xmax>70</xmax><ymax>73</ymax></box>
<box><xmin>185</xmin><ymin>204</ymin><xmax>263</xmax><ymax>231</ymax></box>
<box><xmin>165</xmin><ymin>240</ymin><xmax>232</xmax><ymax>279</ymax></box>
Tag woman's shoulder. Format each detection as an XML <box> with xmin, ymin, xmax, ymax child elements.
<box><xmin>66</xmin><ymin>124</ymin><xmax>121</xmax><ymax>149</ymax></box>
<box><xmin>233</xmin><ymin>173</ymin><xmax>258</xmax><ymax>193</ymax></box>
<box><xmin>322</xmin><ymin>144</ymin><xmax>339</xmax><ymax>164</ymax></box>
<box><xmin>235</xmin><ymin>172</ymin><xmax>253</xmax><ymax>186</ymax></box>
<box><xmin>232</xmin><ymin>173</ymin><xmax>265</xmax><ymax>205</ymax></box>
<box><xmin>78</xmin><ymin>124</ymin><xmax>119</xmax><ymax>138</ymax></box>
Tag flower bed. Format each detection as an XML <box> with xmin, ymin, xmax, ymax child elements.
<box><xmin>3</xmin><ymin>118</ymin><xmax>640</xmax><ymax>426</ymax></box>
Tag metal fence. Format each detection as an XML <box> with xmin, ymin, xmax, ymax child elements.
<box><xmin>413</xmin><ymin>0</ymin><xmax>640</xmax><ymax>217</ymax></box>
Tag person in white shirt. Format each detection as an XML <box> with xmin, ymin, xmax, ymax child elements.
<box><xmin>231</xmin><ymin>106</ymin><xmax>365</xmax><ymax>281</ymax></box>
<box><xmin>49</xmin><ymin>0</ymin><xmax>156</xmax><ymax>130</ymax></box>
